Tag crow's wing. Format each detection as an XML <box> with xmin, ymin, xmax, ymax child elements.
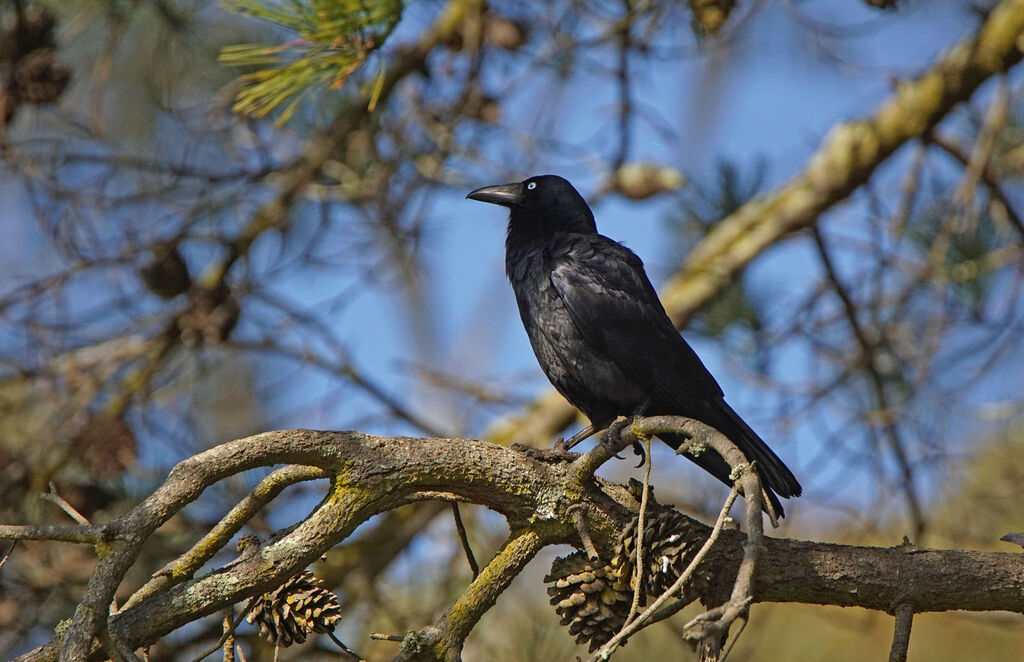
<box><xmin>549</xmin><ymin>234</ymin><xmax>802</xmax><ymax>508</ymax></box>
<box><xmin>548</xmin><ymin>235</ymin><xmax>724</xmax><ymax>408</ymax></box>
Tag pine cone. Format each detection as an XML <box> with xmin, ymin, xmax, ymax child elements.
<box><xmin>140</xmin><ymin>243</ymin><xmax>191</xmax><ymax>299</ymax></box>
<box><xmin>246</xmin><ymin>571</ymin><xmax>343</xmax><ymax>647</ymax></box>
<box><xmin>544</xmin><ymin>508</ymin><xmax>711</xmax><ymax>652</ymax></box>
<box><xmin>544</xmin><ymin>550</ymin><xmax>632</xmax><ymax>652</ymax></box>
<box><xmin>617</xmin><ymin>508</ymin><xmax>709</xmax><ymax>597</ymax></box>
<box><xmin>177</xmin><ymin>283</ymin><xmax>239</xmax><ymax>346</ymax></box>
<box><xmin>12</xmin><ymin>48</ymin><xmax>69</xmax><ymax>105</ymax></box>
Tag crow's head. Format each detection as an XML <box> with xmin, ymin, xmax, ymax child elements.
<box><xmin>467</xmin><ymin>174</ymin><xmax>596</xmax><ymax>234</ymax></box>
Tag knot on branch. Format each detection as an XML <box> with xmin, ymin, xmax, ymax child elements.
<box><xmin>727</xmin><ymin>462</ymin><xmax>751</xmax><ymax>483</ymax></box>
<box><xmin>399</xmin><ymin>629</ymin><xmax>433</xmax><ymax>655</ymax></box>
<box><xmin>544</xmin><ymin>507</ymin><xmax>712</xmax><ymax>652</ymax></box>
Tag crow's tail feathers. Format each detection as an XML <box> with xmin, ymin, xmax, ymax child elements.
<box><xmin>660</xmin><ymin>402</ymin><xmax>801</xmax><ymax>518</ymax></box>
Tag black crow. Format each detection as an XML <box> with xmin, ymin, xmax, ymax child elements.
<box><xmin>467</xmin><ymin>174</ymin><xmax>801</xmax><ymax>516</ymax></box>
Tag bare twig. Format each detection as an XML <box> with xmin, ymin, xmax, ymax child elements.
<box><xmin>680</xmin><ymin>465</ymin><xmax>765</xmax><ymax>658</ymax></box>
<box><xmin>593</xmin><ymin>484</ymin><xmax>742</xmax><ymax>660</ymax></box>
<box><xmin>888</xmin><ymin>602</ymin><xmax>915</xmax><ymax>662</ymax></box>
<box><xmin>221</xmin><ymin>611</ymin><xmax>234</xmax><ymax>662</ymax></box>
<box><xmin>189</xmin><ymin>607</ymin><xmax>250</xmax><ymax>662</ymax></box>
<box><xmin>0</xmin><ymin>523</ymin><xmax>113</xmax><ymax>545</ymax></box>
<box><xmin>0</xmin><ymin>541</ymin><xmax>16</xmax><ymax>571</ymax></box>
<box><xmin>811</xmin><ymin>225</ymin><xmax>926</xmax><ymax>538</ymax></box>
<box><xmin>718</xmin><ymin>614</ymin><xmax>747</xmax><ymax>662</ymax></box>
<box><xmin>569</xmin><ymin>506</ymin><xmax>601</xmax><ymax>561</ymax></box>
<box><xmin>450</xmin><ymin>501</ymin><xmax>479</xmax><ymax>580</ymax></box>
<box><xmin>953</xmin><ymin>79</ymin><xmax>1009</xmax><ymax>217</ymax></box>
<box><xmin>930</xmin><ymin>132</ymin><xmax>1024</xmax><ymax>239</ymax></box>
<box><xmin>369</xmin><ymin>633</ymin><xmax>405</xmax><ymax>642</ymax></box>
<box><xmin>326</xmin><ymin>631</ymin><xmax>366</xmax><ymax>661</ymax></box>
<box><xmin>624</xmin><ymin>437</ymin><xmax>653</xmax><ymax>627</ymax></box>
<box><xmin>41</xmin><ymin>482</ymin><xmax>91</xmax><ymax>525</ymax></box>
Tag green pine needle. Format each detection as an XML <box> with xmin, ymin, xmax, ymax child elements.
<box><xmin>220</xmin><ymin>0</ymin><xmax>402</xmax><ymax>124</ymax></box>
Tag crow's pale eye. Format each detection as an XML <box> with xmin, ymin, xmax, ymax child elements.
<box><xmin>526</xmin><ymin>181</ymin><xmax>537</xmax><ymax>190</ymax></box>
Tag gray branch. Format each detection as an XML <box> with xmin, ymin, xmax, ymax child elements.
<box><xmin>6</xmin><ymin>426</ymin><xmax>1023</xmax><ymax>662</ymax></box>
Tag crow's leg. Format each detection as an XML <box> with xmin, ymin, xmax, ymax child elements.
<box><xmin>629</xmin><ymin>400</ymin><xmax>652</xmax><ymax>467</ymax></box>
<box><xmin>559</xmin><ymin>424</ymin><xmax>597</xmax><ymax>451</ymax></box>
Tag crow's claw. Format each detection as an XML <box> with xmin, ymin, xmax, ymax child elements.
<box><xmin>632</xmin><ymin>441</ymin><xmax>647</xmax><ymax>468</ymax></box>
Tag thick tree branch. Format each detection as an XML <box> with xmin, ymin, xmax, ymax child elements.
<box><xmin>486</xmin><ymin>0</ymin><xmax>1024</xmax><ymax>446</ymax></box>
<box><xmin>8</xmin><ymin>425</ymin><xmax>1023</xmax><ymax>662</ymax></box>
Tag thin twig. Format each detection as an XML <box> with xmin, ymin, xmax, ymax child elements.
<box><xmin>369</xmin><ymin>633</ymin><xmax>405</xmax><ymax>642</ymax></box>
<box><xmin>40</xmin><ymin>483</ymin><xmax>91</xmax><ymax>525</ymax></box>
<box><xmin>891</xmin><ymin>143</ymin><xmax>926</xmax><ymax>239</ymax></box>
<box><xmin>221</xmin><ymin>610</ymin><xmax>234</xmax><ymax>662</ymax></box>
<box><xmin>0</xmin><ymin>541</ymin><xmax>17</xmax><ymax>571</ymax></box>
<box><xmin>570</xmin><ymin>506</ymin><xmax>601</xmax><ymax>561</ymax></box>
<box><xmin>327</xmin><ymin>631</ymin><xmax>367</xmax><ymax>661</ymax></box>
<box><xmin>0</xmin><ymin>523</ymin><xmax>113</xmax><ymax>545</ymax></box>
<box><xmin>593</xmin><ymin>484</ymin><xmax>741</xmax><ymax>660</ymax></box>
<box><xmin>450</xmin><ymin>501</ymin><xmax>479</xmax><ymax>580</ymax></box>
<box><xmin>682</xmin><ymin>467</ymin><xmax>765</xmax><ymax>655</ymax></box>
<box><xmin>189</xmin><ymin>603</ymin><xmax>252</xmax><ymax>662</ymax></box>
<box><xmin>719</xmin><ymin>614</ymin><xmax>747</xmax><ymax>662</ymax></box>
<box><xmin>624</xmin><ymin>437</ymin><xmax>653</xmax><ymax>627</ymax></box>
<box><xmin>811</xmin><ymin>225</ymin><xmax>926</xmax><ymax>539</ymax></box>
<box><xmin>888</xmin><ymin>602</ymin><xmax>914</xmax><ymax>662</ymax></box>
<box><xmin>953</xmin><ymin>79</ymin><xmax>1009</xmax><ymax>219</ymax></box>
<box><xmin>930</xmin><ymin>132</ymin><xmax>1024</xmax><ymax>239</ymax></box>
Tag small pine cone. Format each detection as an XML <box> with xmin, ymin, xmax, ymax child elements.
<box><xmin>544</xmin><ymin>551</ymin><xmax>632</xmax><ymax>652</ymax></box>
<box><xmin>177</xmin><ymin>283</ymin><xmax>239</xmax><ymax>346</ymax></box>
<box><xmin>247</xmin><ymin>571</ymin><xmax>343</xmax><ymax>647</ymax></box>
<box><xmin>12</xmin><ymin>48</ymin><xmax>70</xmax><ymax>105</ymax></box>
<box><xmin>140</xmin><ymin>243</ymin><xmax>191</xmax><ymax>299</ymax></box>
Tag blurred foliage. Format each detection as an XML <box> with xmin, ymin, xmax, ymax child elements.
<box><xmin>668</xmin><ymin>160</ymin><xmax>767</xmax><ymax>337</ymax></box>
<box><xmin>219</xmin><ymin>0</ymin><xmax>402</xmax><ymax>123</ymax></box>
<box><xmin>933</xmin><ymin>421</ymin><xmax>1024</xmax><ymax>550</ymax></box>
<box><xmin>907</xmin><ymin>196</ymin><xmax>1010</xmax><ymax>317</ymax></box>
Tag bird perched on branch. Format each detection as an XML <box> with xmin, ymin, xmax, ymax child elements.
<box><xmin>467</xmin><ymin>174</ymin><xmax>801</xmax><ymax>516</ymax></box>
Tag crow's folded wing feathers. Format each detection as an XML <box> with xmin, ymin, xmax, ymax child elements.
<box><xmin>549</xmin><ymin>237</ymin><xmax>724</xmax><ymax>408</ymax></box>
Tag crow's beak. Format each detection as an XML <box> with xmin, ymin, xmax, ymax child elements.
<box><xmin>466</xmin><ymin>182</ymin><xmax>523</xmax><ymax>207</ymax></box>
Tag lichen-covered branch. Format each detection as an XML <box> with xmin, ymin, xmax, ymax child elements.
<box><xmin>7</xmin><ymin>424</ymin><xmax>1024</xmax><ymax>662</ymax></box>
<box><xmin>486</xmin><ymin>0</ymin><xmax>1024</xmax><ymax>447</ymax></box>
<box><xmin>123</xmin><ymin>465</ymin><xmax>330</xmax><ymax>610</ymax></box>
<box><xmin>395</xmin><ymin>529</ymin><xmax>547</xmax><ymax>662</ymax></box>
